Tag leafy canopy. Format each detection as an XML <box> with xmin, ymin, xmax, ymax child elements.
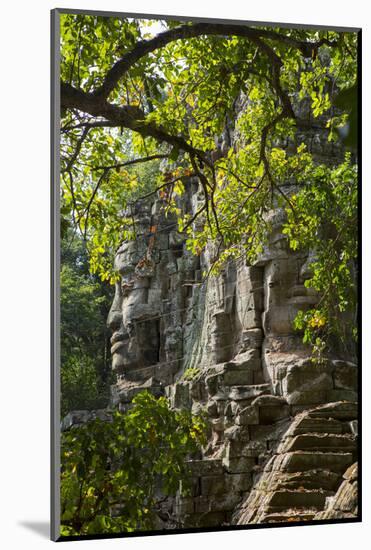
<box><xmin>60</xmin><ymin>14</ymin><xmax>358</xmax><ymax>354</ymax></box>
<box><xmin>60</xmin><ymin>391</ymin><xmax>206</xmax><ymax>536</ymax></box>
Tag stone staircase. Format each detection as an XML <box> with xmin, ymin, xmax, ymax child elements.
<box><xmin>234</xmin><ymin>401</ymin><xmax>358</xmax><ymax>524</ymax></box>
<box><xmin>62</xmin><ymin>346</ymin><xmax>358</xmax><ymax>529</ymax></box>
<box><xmin>168</xmin><ymin>348</ymin><xmax>358</xmax><ymax>528</ymax></box>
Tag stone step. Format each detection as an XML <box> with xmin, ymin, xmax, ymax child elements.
<box><xmin>307</xmin><ymin>401</ymin><xmax>357</xmax><ymax>421</ymax></box>
<box><xmin>290</xmin><ymin>416</ymin><xmax>345</xmax><ymax>435</ymax></box>
<box><xmin>266</xmin><ymin>489</ymin><xmax>331</xmax><ymax>510</ymax></box>
<box><xmin>276</xmin><ymin>451</ymin><xmax>354</xmax><ymax>474</ymax></box>
<box><xmin>263</xmin><ymin>509</ymin><xmax>318</xmax><ymax>523</ymax></box>
<box><xmin>270</xmin><ymin>469</ymin><xmax>342</xmax><ymax>492</ymax></box>
<box><xmin>281</xmin><ymin>433</ymin><xmax>357</xmax><ymax>453</ymax></box>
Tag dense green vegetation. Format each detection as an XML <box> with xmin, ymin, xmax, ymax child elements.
<box><xmin>59</xmin><ymin>13</ymin><xmax>358</xmax><ymax>536</ymax></box>
<box><xmin>60</xmin><ymin>14</ymin><xmax>358</xmax><ymax>356</ymax></box>
<box><xmin>283</xmin><ymin>151</ymin><xmax>357</xmax><ymax>360</ymax></box>
<box><xmin>61</xmin><ymin>232</ymin><xmax>113</xmax><ymax>416</ymax></box>
<box><xmin>61</xmin><ymin>391</ymin><xmax>206</xmax><ymax>536</ymax></box>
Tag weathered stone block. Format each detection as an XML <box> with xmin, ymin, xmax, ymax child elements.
<box><xmin>240</xmin><ymin>308</ymin><xmax>262</xmax><ymax>329</ymax></box>
<box><xmin>196</xmin><ymin>511</ymin><xmax>227</xmax><ymax>527</ymax></box>
<box><xmin>225</xmin><ymin>473</ymin><xmax>252</xmax><ymax>492</ymax></box>
<box><xmin>206</xmin><ymin>399</ymin><xmax>218</xmax><ymax>418</ymax></box>
<box><xmin>268</xmin><ymin>469</ymin><xmax>341</xmax><ymax>492</ymax></box>
<box><xmin>229</xmin><ymin>384</ymin><xmax>270</xmax><ymax>402</ymax></box>
<box><xmin>188</xmin><ymin>459</ymin><xmax>224</xmax><ymax>477</ymax></box>
<box><xmin>253</xmin><ymin>370</ymin><xmax>266</xmax><ymax>384</ymax></box>
<box><xmin>118</xmin><ymin>383</ymin><xmax>162</xmax><ymax>404</ymax></box>
<box><xmin>61</xmin><ymin>409</ymin><xmax>112</xmax><ymax>431</ymax></box>
<box><xmin>175</xmin><ymin>497</ymin><xmax>194</xmax><ymax>515</ymax></box>
<box><xmin>281</xmin><ymin>433</ymin><xmax>356</xmax><ymax>453</ymax></box>
<box><xmin>201</xmin><ymin>475</ymin><xmax>226</xmax><ymax>496</ymax></box>
<box><xmin>282</xmin><ymin>362</ymin><xmax>333</xmax><ymax>405</ymax></box>
<box><xmin>227</xmin><ymin>349</ymin><xmax>261</xmax><ymax>370</ymax></box>
<box><xmin>241</xmin><ymin>328</ymin><xmax>263</xmax><ymax>349</ymax></box>
<box><xmin>180</xmin><ymin>477</ymin><xmax>200</xmax><ymax>497</ymax></box>
<box><xmin>189</xmin><ymin>379</ymin><xmax>204</xmax><ymax>401</ymax></box>
<box><xmin>205</xmin><ymin>373</ymin><xmax>219</xmax><ymax>396</ymax></box>
<box><xmin>193</xmin><ymin>496</ymin><xmax>210</xmax><ymax>514</ymax></box>
<box><xmin>224</xmin><ymin>425</ymin><xmax>244</xmax><ymax>441</ymax></box>
<box><xmin>222</xmin><ymin>456</ymin><xmax>255</xmax><ymax>473</ymax></box>
<box><xmin>249</xmin><ymin>424</ymin><xmax>277</xmax><ymax>441</ymax></box>
<box><xmin>326</xmin><ymin>389</ymin><xmax>358</xmax><ymax>403</ymax></box>
<box><xmin>290</xmin><ymin>416</ymin><xmax>344</xmax><ymax>436</ymax></box>
<box><xmin>223</xmin><ymin>368</ymin><xmax>254</xmax><ymax>386</ymax></box>
<box><xmin>224</xmin><ymin>401</ymin><xmax>238</xmax><ymax>418</ymax></box>
<box><xmin>308</xmin><ymin>401</ymin><xmax>357</xmax><ymax>421</ymax></box>
<box><xmin>332</xmin><ymin>361</ymin><xmax>358</xmax><ymax>391</ymax></box>
<box><xmin>236</xmin><ymin>405</ymin><xmax>259</xmax><ymax>426</ymax></box>
<box><xmin>211</xmin><ymin>417</ymin><xmax>224</xmax><ymax>432</ymax></box>
<box><xmin>132</xmin><ymin>277</ymin><xmax>150</xmax><ymax>289</ymax></box>
<box><xmin>147</xmin><ymin>288</ymin><xmax>162</xmax><ymax>306</ymax></box>
<box><xmin>171</xmin><ymin>382</ymin><xmax>190</xmax><ymax>408</ymax></box>
<box><xmin>208</xmin><ymin>493</ymin><xmax>243</xmax><ymax>512</ymax></box>
<box><xmin>251</xmin><ymin>394</ymin><xmax>290</xmax><ymax>424</ymax></box>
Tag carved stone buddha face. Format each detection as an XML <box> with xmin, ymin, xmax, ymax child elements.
<box><xmin>107</xmin><ymin>201</ymin><xmax>319</xmax><ymax>401</ymax></box>
<box><xmin>106</xmin><ymin>240</ymin><xmax>160</xmax><ymax>379</ymax></box>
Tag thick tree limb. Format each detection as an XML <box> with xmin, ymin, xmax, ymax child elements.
<box><xmin>61</xmin><ymin>21</ymin><xmax>336</xmax><ymax>244</ymax></box>
<box><xmin>92</xmin><ymin>22</ymin><xmax>337</xmax><ymax>100</ymax></box>
<box><xmin>61</xmin><ymin>82</ymin><xmax>207</xmax><ymax>161</ymax></box>
<box><xmin>61</xmin><ymin>23</ymin><xmax>301</xmax><ymax>171</ymax></box>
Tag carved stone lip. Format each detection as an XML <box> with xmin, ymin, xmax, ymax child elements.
<box><xmin>289</xmin><ymin>284</ymin><xmax>308</xmax><ymax>297</ymax></box>
<box><xmin>111</xmin><ymin>331</ymin><xmax>125</xmax><ymax>345</ymax></box>
<box><xmin>111</xmin><ymin>340</ymin><xmax>126</xmax><ymax>354</ymax></box>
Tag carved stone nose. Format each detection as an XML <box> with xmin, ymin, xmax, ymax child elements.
<box><xmin>107</xmin><ymin>308</ymin><xmax>122</xmax><ymax>331</ymax></box>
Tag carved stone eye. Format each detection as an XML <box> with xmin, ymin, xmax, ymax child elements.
<box><xmin>121</xmin><ymin>280</ymin><xmax>134</xmax><ymax>294</ymax></box>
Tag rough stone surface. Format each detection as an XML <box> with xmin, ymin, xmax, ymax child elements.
<box><xmin>315</xmin><ymin>463</ymin><xmax>358</xmax><ymax>519</ymax></box>
<box><xmin>234</xmin><ymin>403</ymin><xmax>357</xmax><ymax>525</ymax></box>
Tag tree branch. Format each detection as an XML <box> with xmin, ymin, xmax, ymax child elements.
<box><xmin>82</xmin><ymin>168</ymin><xmax>110</xmax><ymax>239</ymax></box>
<box><xmin>130</xmin><ymin>173</ymin><xmax>195</xmax><ymax>204</ymax></box>
<box><xmin>93</xmin><ymin>22</ymin><xmax>337</xmax><ymax>100</ymax></box>
<box><xmin>61</xmin><ymin>127</ymin><xmax>90</xmax><ymax>174</ymax></box>
<box><xmin>61</xmin><ymin>22</ymin><xmax>335</xmax><ymax>170</ymax></box>
<box><xmin>61</xmin><ymin>82</ymin><xmax>207</xmax><ymax>161</ymax></box>
<box><xmin>91</xmin><ymin>154</ymin><xmax>169</xmax><ymax>172</ymax></box>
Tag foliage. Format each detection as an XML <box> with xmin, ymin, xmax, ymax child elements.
<box><xmin>60</xmin><ymin>391</ymin><xmax>207</xmax><ymax>536</ymax></box>
<box><xmin>60</xmin><ymin>15</ymin><xmax>358</xmax><ymax>355</ymax></box>
<box><xmin>282</xmin><ymin>151</ymin><xmax>357</xmax><ymax>360</ymax></box>
<box><xmin>61</xmin><ymin>232</ymin><xmax>113</xmax><ymax>416</ymax></box>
